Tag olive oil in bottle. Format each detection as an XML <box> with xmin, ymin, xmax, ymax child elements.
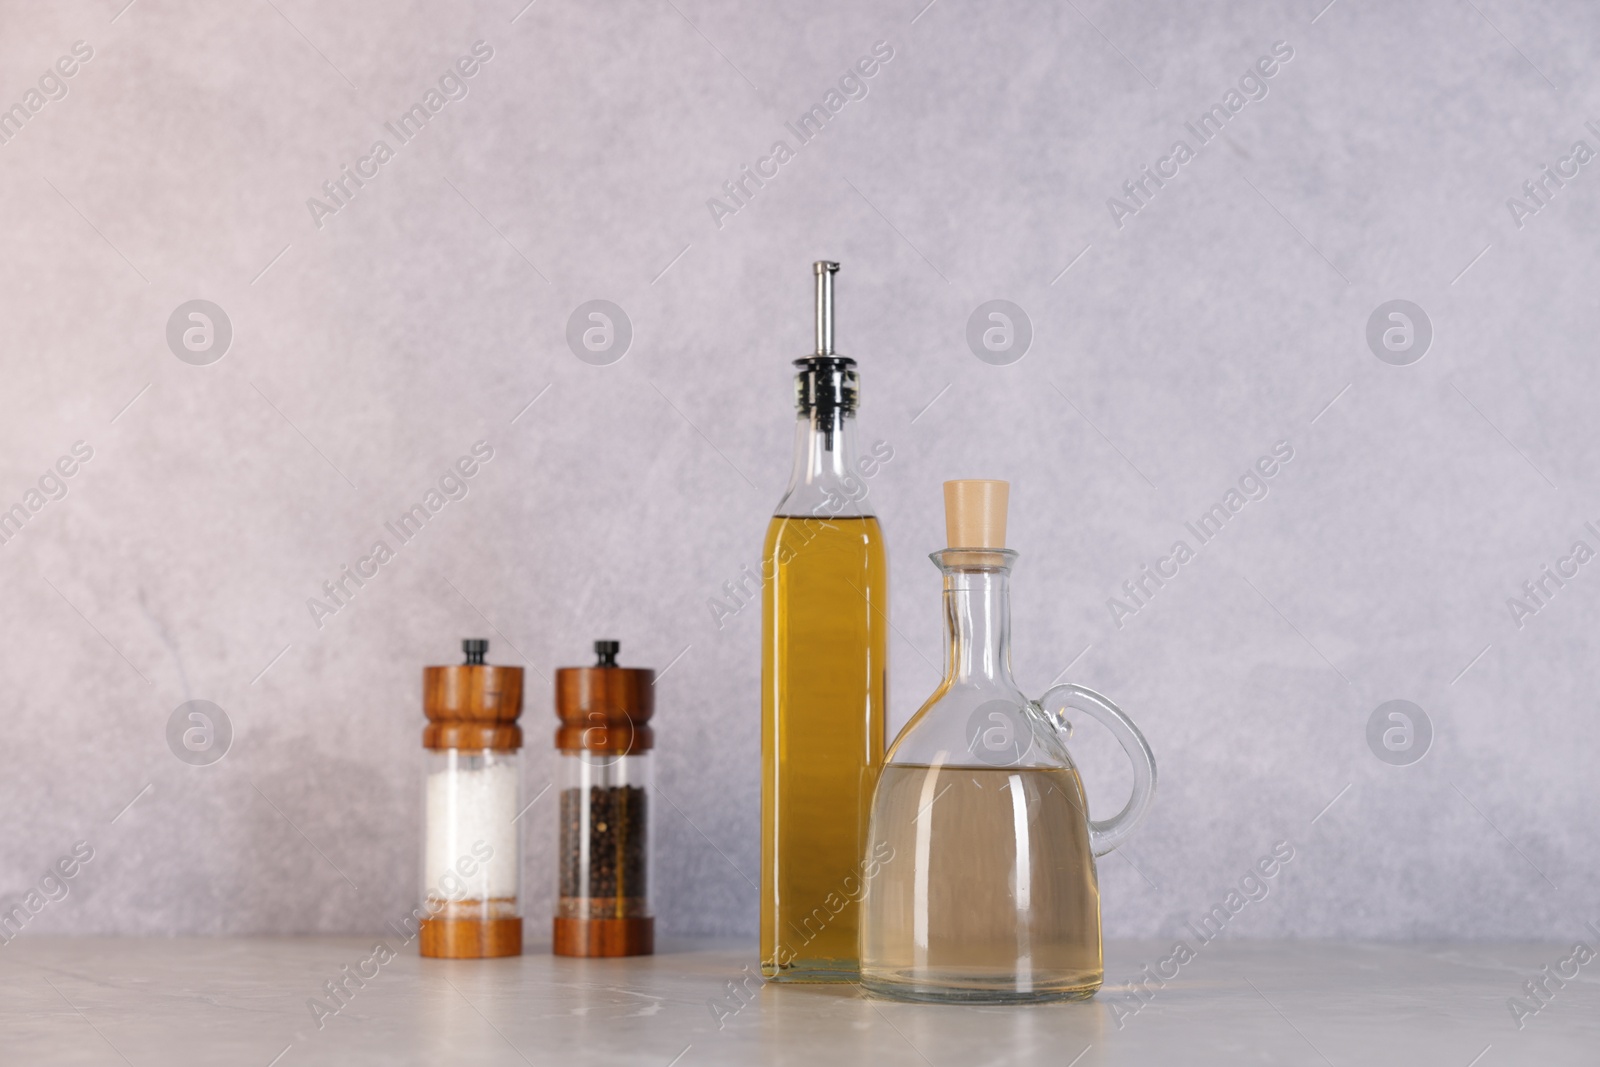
<box><xmin>761</xmin><ymin>262</ymin><xmax>888</xmax><ymax>981</ymax></box>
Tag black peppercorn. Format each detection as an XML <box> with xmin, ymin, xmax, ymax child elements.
<box><xmin>560</xmin><ymin>785</ymin><xmax>648</xmax><ymax>918</ymax></box>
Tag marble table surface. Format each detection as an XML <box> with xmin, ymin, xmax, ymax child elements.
<box><xmin>0</xmin><ymin>938</ymin><xmax>1593</xmax><ymax>1065</ymax></box>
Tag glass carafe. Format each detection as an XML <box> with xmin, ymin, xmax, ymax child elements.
<box><xmin>859</xmin><ymin>544</ymin><xmax>1156</xmax><ymax>1003</ymax></box>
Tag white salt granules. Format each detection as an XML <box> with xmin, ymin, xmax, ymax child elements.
<box><xmin>424</xmin><ymin>756</ymin><xmax>519</xmax><ymax>900</ymax></box>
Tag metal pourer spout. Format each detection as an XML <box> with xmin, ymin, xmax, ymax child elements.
<box><xmin>795</xmin><ymin>261</ymin><xmax>854</xmax><ymax>453</ymax></box>
<box><xmin>814</xmin><ymin>260</ymin><xmax>839</xmax><ymax>357</ymax></box>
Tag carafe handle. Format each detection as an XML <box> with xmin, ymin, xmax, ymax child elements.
<box><xmin>1036</xmin><ymin>683</ymin><xmax>1156</xmax><ymax>857</ymax></box>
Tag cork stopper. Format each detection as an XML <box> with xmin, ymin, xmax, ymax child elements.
<box><xmin>944</xmin><ymin>480</ymin><xmax>1009</xmax><ymax>548</ymax></box>
<box><xmin>554</xmin><ymin>640</ymin><xmax>655</xmax><ymax>755</ymax></box>
<box><xmin>423</xmin><ymin>639</ymin><xmax>524</xmax><ymax>751</ymax></box>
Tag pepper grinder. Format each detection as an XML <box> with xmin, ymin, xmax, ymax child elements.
<box><xmin>554</xmin><ymin>640</ymin><xmax>655</xmax><ymax>957</ymax></box>
<box><xmin>420</xmin><ymin>638</ymin><xmax>524</xmax><ymax>958</ymax></box>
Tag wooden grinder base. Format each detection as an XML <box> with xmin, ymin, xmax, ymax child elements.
<box><xmin>419</xmin><ymin>917</ymin><xmax>523</xmax><ymax>959</ymax></box>
<box><xmin>553</xmin><ymin>916</ymin><xmax>654</xmax><ymax>958</ymax></box>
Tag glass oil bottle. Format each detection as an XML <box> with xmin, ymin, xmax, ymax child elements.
<box><xmin>761</xmin><ymin>261</ymin><xmax>888</xmax><ymax>981</ymax></box>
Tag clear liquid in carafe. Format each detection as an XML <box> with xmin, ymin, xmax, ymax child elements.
<box><xmin>860</xmin><ymin>763</ymin><xmax>1102</xmax><ymax>1002</ymax></box>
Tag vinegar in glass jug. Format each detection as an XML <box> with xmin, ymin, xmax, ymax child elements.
<box><xmin>859</xmin><ymin>480</ymin><xmax>1156</xmax><ymax>1003</ymax></box>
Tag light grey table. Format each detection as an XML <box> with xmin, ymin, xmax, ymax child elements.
<box><xmin>0</xmin><ymin>939</ymin><xmax>1592</xmax><ymax>1064</ymax></box>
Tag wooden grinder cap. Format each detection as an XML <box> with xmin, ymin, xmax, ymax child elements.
<box><xmin>944</xmin><ymin>480</ymin><xmax>1010</xmax><ymax>548</ymax></box>
<box><xmin>554</xmin><ymin>640</ymin><xmax>655</xmax><ymax>755</ymax></box>
<box><xmin>423</xmin><ymin>639</ymin><xmax>523</xmax><ymax>751</ymax></box>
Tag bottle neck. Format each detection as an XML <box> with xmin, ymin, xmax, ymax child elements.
<box><xmin>775</xmin><ymin>408</ymin><xmax>872</xmax><ymax>517</ymax></box>
<box><xmin>941</xmin><ymin>561</ymin><xmax>1017</xmax><ymax>690</ymax></box>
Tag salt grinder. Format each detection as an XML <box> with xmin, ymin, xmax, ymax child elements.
<box><xmin>554</xmin><ymin>640</ymin><xmax>655</xmax><ymax>957</ymax></box>
<box><xmin>420</xmin><ymin>638</ymin><xmax>524</xmax><ymax>958</ymax></box>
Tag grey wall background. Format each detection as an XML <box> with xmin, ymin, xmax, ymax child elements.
<box><xmin>2</xmin><ymin>0</ymin><xmax>1597</xmax><ymax>945</ymax></box>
